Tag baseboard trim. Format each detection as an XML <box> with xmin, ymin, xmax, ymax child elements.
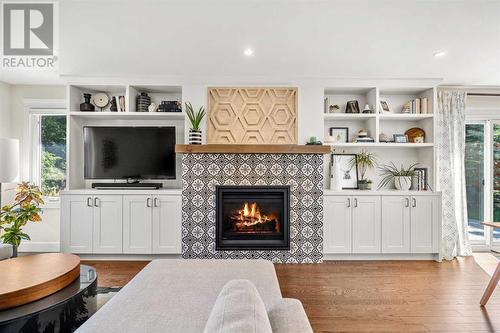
<box><xmin>18</xmin><ymin>242</ymin><xmax>60</xmax><ymax>253</ymax></box>
<box><xmin>323</xmin><ymin>253</ymin><xmax>440</xmax><ymax>261</ymax></box>
<box><xmin>77</xmin><ymin>254</ymin><xmax>182</xmax><ymax>261</ymax></box>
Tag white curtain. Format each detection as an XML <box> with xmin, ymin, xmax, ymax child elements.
<box><xmin>436</xmin><ymin>90</ymin><xmax>472</xmax><ymax>260</ymax></box>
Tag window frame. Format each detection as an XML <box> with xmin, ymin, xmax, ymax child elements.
<box><xmin>23</xmin><ymin>99</ymin><xmax>67</xmax><ymax>206</ymax></box>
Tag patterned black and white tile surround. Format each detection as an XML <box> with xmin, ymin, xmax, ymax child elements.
<box><xmin>181</xmin><ymin>153</ymin><xmax>324</xmax><ymax>263</ymax></box>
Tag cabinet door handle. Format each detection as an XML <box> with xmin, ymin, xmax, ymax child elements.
<box><xmin>405</xmin><ymin>197</ymin><xmax>409</xmax><ymax>207</ymax></box>
<box><xmin>154</xmin><ymin>198</ymin><xmax>159</xmax><ymax>207</ymax></box>
<box><xmin>87</xmin><ymin>197</ymin><xmax>93</xmax><ymax>207</ymax></box>
<box><xmin>94</xmin><ymin>197</ymin><xmax>99</xmax><ymax>207</ymax></box>
<box><xmin>347</xmin><ymin>198</ymin><xmax>351</xmax><ymax>207</ymax></box>
<box><xmin>354</xmin><ymin>198</ymin><xmax>358</xmax><ymax>208</ymax></box>
<box><xmin>412</xmin><ymin>198</ymin><xmax>417</xmax><ymax>208</ymax></box>
<box><xmin>146</xmin><ymin>198</ymin><xmax>152</xmax><ymax>207</ymax></box>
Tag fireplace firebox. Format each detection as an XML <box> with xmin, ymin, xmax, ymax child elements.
<box><xmin>216</xmin><ymin>186</ymin><xmax>290</xmax><ymax>250</ymax></box>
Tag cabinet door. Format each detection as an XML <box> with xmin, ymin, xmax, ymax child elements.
<box><xmin>65</xmin><ymin>195</ymin><xmax>94</xmax><ymax>254</ymax></box>
<box><xmin>152</xmin><ymin>195</ymin><xmax>182</xmax><ymax>254</ymax></box>
<box><xmin>93</xmin><ymin>195</ymin><xmax>123</xmax><ymax>253</ymax></box>
<box><xmin>323</xmin><ymin>196</ymin><xmax>352</xmax><ymax>253</ymax></box>
<box><xmin>381</xmin><ymin>196</ymin><xmax>410</xmax><ymax>253</ymax></box>
<box><xmin>411</xmin><ymin>196</ymin><xmax>439</xmax><ymax>253</ymax></box>
<box><xmin>123</xmin><ymin>195</ymin><xmax>153</xmax><ymax>254</ymax></box>
<box><xmin>352</xmin><ymin>196</ymin><xmax>381</xmax><ymax>253</ymax></box>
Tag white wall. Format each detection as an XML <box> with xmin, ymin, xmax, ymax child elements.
<box><xmin>0</xmin><ymin>82</ymin><xmax>11</xmax><ymax>138</ymax></box>
<box><xmin>6</xmin><ymin>85</ymin><xmax>66</xmax><ymax>252</ymax></box>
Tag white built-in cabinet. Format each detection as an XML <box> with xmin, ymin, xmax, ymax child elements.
<box><xmin>324</xmin><ymin>192</ymin><xmax>441</xmax><ymax>257</ymax></box>
<box><xmin>61</xmin><ymin>191</ymin><xmax>182</xmax><ymax>255</ymax></box>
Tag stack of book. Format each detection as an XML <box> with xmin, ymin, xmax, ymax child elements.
<box><xmin>413</xmin><ymin>168</ymin><xmax>428</xmax><ymax>191</ymax></box>
<box><xmin>402</xmin><ymin>97</ymin><xmax>428</xmax><ymax>114</ymax></box>
<box><xmin>111</xmin><ymin>96</ymin><xmax>126</xmax><ymax>112</ymax></box>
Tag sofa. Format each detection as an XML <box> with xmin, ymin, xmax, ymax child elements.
<box><xmin>0</xmin><ymin>243</ymin><xmax>12</xmax><ymax>260</ymax></box>
<box><xmin>76</xmin><ymin>259</ymin><xmax>312</xmax><ymax>333</ymax></box>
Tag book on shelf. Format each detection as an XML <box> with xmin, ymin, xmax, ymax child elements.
<box><xmin>421</xmin><ymin>97</ymin><xmax>428</xmax><ymax>114</ymax></box>
<box><xmin>413</xmin><ymin>167</ymin><xmax>428</xmax><ymax>191</ymax></box>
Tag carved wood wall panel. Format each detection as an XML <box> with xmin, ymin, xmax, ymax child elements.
<box><xmin>207</xmin><ymin>87</ymin><xmax>297</xmax><ymax>144</ymax></box>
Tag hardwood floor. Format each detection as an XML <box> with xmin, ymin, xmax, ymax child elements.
<box><xmin>83</xmin><ymin>257</ymin><xmax>500</xmax><ymax>332</ymax></box>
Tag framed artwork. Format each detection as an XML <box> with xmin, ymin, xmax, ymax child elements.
<box><xmin>393</xmin><ymin>134</ymin><xmax>408</xmax><ymax>143</ymax></box>
<box><xmin>332</xmin><ymin>154</ymin><xmax>358</xmax><ymax>189</ymax></box>
<box><xmin>379</xmin><ymin>100</ymin><xmax>390</xmax><ymax>113</ymax></box>
<box><xmin>329</xmin><ymin>127</ymin><xmax>349</xmax><ymax>143</ymax></box>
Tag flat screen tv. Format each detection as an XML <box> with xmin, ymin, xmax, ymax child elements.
<box><xmin>84</xmin><ymin>126</ymin><xmax>176</xmax><ymax>180</ymax></box>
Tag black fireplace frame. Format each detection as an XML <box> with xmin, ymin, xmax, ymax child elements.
<box><xmin>216</xmin><ymin>185</ymin><xmax>290</xmax><ymax>251</ymax></box>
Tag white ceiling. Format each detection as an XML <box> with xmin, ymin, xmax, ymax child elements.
<box><xmin>1</xmin><ymin>0</ymin><xmax>500</xmax><ymax>85</ymax></box>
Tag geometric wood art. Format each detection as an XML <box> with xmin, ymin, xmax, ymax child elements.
<box><xmin>207</xmin><ymin>87</ymin><xmax>297</xmax><ymax>144</ymax></box>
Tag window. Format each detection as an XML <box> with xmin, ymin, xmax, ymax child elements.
<box><xmin>30</xmin><ymin>114</ymin><xmax>67</xmax><ymax>197</ymax></box>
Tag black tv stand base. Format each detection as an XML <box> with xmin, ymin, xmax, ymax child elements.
<box><xmin>91</xmin><ymin>183</ymin><xmax>163</xmax><ymax>190</ymax></box>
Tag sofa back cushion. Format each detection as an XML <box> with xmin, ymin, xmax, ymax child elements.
<box><xmin>203</xmin><ymin>279</ymin><xmax>272</xmax><ymax>333</ymax></box>
<box><xmin>267</xmin><ymin>298</ymin><xmax>313</xmax><ymax>333</ymax></box>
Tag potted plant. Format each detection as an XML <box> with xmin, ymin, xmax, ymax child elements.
<box><xmin>185</xmin><ymin>102</ymin><xmax>206</xmax><ymax>145</ymax></box>
<box><xmin>350</xmin><ymin>150</ymin><xmax>376</xmax><ymax>190</ymax></box>
<box><xmin>378</xmin><ymin>162</ymin><xmax>418</xmax><ymax>190</ymax></box>
<box><xmin>0</xmin><ymin>182</ymin><xmax>44</xmax><ymax>257</ymax></box>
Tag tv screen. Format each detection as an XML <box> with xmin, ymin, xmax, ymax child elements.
<box><xmin>84</xmin><ymin>126</ymin><xmax>176</xmax><ymax>180</ymax></box>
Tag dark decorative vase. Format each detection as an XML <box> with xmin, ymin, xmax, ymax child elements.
<box><xmin>345</xmin><ymin>100</ymin><xmax>360</xmax><ymax>113</ymax></box>
<box><xmin>136</xmin><ymin>92</ymin><xmax>151</xmax><ymax>112</ymax></box>
<box><xmin>80</xmin><ymin>93</ymin><xmax>95</xmax><ymax>112</ymax></box>
<box><xmin>110</xmin><ymin>97</ymin><xmax>118</xmax><ymax>112</ymax></box>
<box><xmin>12</xmin><ymin>245</ymin><xmax>18</xmax><ymax>258</ymax></box>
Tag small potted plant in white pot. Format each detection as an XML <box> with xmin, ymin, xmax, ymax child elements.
<box><xmin>350</xmin><ymin>150</ymin><xmax>377</xmax><ymax>190</ymax></box>
<box><xmin>185</xmin><ymin>102</ymin><xmax>206</xmax><ymax>145</ymax></box>
<box><xmin>378</xmin><ymin>162</ymin><xmax>418</xmax><ymax>190</ymax></box>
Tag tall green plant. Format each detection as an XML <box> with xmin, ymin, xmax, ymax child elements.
<box><xmin>0</xmin><ymin>182</ymin><xmax>44</xmax><ymax>247</ymax></box>
<box><xmin>378</xmin><ymin>162</ymin><xmax>418</xmax><ymax>189</ymax></box>
<box><xmin>185</xmin><ymin>102</ymin><xmax>206</xmax><ymax>131</ymax></box>
<box><xmin>350</xmin><ymin>150</ymin><xmax>377</xmax><ymax>181</ymax></box>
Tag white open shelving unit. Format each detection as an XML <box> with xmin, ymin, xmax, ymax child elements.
<box><xmin>323</xmin><ymin>85</ymin><xmax>436</xmax><ymax>190</ymax></box>
<box><xmin>66</xmin><ymin>83</ymin><xmax>186</xmax><ymax>190</ymax></box>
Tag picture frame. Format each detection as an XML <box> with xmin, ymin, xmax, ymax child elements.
<box><xmin>393</xmin><ymin>134</ymin><xmax>408</xmax><ymax>143</ymax></box>
<box><xmin>332</xmin><ymin>154</ymin><xmax>358</xmax><ymax>189</ymax></box>
<box><xmin>329</xmin><ymin>127</ymin><xmax>349</xmax><ymax>143</ymax></box>
<box><xmin>379</xmin><ymin>100</ymin><xmax>390</xmax><ymax>113</ymax></box>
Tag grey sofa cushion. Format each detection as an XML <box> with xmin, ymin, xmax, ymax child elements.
<box><xmin>268</xmin><ymin>298</ymin><xmax>313</xmax><ymax>333</ymax></box>
<box><xmin>204</xmin><ymin>279</ymin><xmax>272</xmax><ymax>333</ymax></box>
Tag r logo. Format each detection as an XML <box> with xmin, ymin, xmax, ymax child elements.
<box><xmin>3</xmin><ymin>3</ymin><xmax>54</xmax><ymax>56</ymax></box>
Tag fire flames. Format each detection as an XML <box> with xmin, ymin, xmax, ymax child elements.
<box><xmin>231</xmin><ymin>202</ymin><xmax>280</xmax><ymax>232</ymax></box>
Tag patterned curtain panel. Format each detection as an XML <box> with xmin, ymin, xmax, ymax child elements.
<box><xmin>436</xmin><ymin>90</ymin><xmax>472</xmax><ymax>260</ymax></box>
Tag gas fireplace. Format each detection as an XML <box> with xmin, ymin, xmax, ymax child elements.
<box><xmin>216</xmin><ymin>186</ymin><xmax>290</xmax><ymax>250</ymax></box>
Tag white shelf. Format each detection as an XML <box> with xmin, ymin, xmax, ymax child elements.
<box><xmin>324</xmin><ymin>189</ymin><xmax>440</xmax><ymax>196</ymax></box>
<box><xmin>325</xmin><ymin>143</ymin><xmax>434</xmax><ymax>148</ymax></box>
<box><xmin>69</xmin><ymin>111</ymin><xmax>185</xmax><ymax>120</ymax></box>
<box><xmin>379</xmin><ymin>113</ymin><xmax>433</xmax><ymax>120</ymax></box>
<box><xmin>324</xmin><ymin>113</ymin><xmax>376</xmax><ymax>120</ymax></box>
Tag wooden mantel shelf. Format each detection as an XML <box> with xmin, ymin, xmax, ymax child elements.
<box><xmin>175</xmin><ymin>144</ymin><xmax>331</xmax><ymax>154</ymax></box>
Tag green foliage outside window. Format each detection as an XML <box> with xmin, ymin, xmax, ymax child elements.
<box><xmin>40</xmin><ymin>116</ymin><xmax>66</xmax><ymax>197</ymax></box>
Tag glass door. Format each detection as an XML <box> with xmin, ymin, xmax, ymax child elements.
<box><xmin>465</xmin><ymin>123</ymin><xmax>486</xmax><ymax>244</ymax></box>
<box><xmin>491</xmin><ymin>122</ymin><xmax>500</xmax><ymax>245</ymax></box>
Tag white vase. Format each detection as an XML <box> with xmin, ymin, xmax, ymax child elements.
<box><xmin>394</xmin><ymin>176</ymin><xmax>412</xmax><ymax>190</ymax></box>
<box><xmin>330</xmin><ymin>156</ymin><xmax>342</xmax><ymax>190</ymax></box>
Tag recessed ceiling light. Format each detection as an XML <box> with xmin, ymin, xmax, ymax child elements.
<box><xmin>434</xmin><ymin>50</ymin><xmax>447</xmax><ymax>58</ymax></box>
<box><xmin>243</xmin><ymin>48</ymin><xmax>254</xmax><ymax>56</ymax></box>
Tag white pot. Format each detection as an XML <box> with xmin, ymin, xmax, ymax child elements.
<box><xmin>394</xmin><ymin>176</ymin><xmax>412</xmax><ymax>191</ymax></box>
<box><xmin>189</xmin><ymin>130</ymin><xmax>202</xmax><ymax>145</ymax></box>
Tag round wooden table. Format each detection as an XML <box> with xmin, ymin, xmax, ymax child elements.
<box><xmin>0</xmin><ymin>254</ymin><xmax>97</xmax><ymax>333</ymax></box>
<box><xmin>0</xmin><ymin>253</ymin><xmax>81</xmax><ymax>310</ymax></box>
